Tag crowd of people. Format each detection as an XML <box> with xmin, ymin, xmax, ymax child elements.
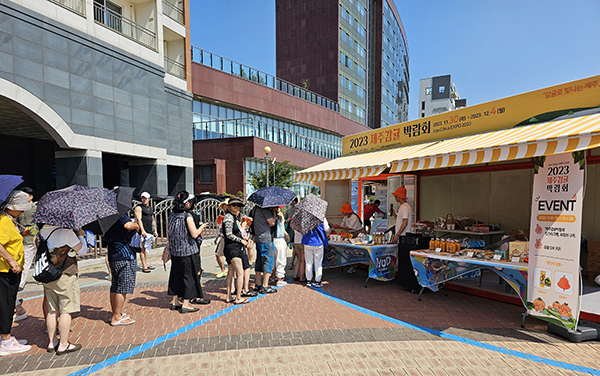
<box><xmin>0</xmin><ymin>183</ymin><xmax>406</xmax><ymax>357</ymax></box>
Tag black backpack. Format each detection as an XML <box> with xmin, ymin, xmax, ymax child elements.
<box><xmin>33</xmin><ymin>229</ymin><xmax>63</xmax><ymax>284</ymax></box>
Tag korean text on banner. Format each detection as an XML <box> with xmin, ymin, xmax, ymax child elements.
<box><xmin>527</xmin><ymin>152</ymin><xmax>585</xmax><ymax>330</ymax></box>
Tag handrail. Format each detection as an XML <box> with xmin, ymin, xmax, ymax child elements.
<box><xmin>165</xmin><ymin>56</ymin><xmax>186</xmax><ymax>79</ymax></box>
<box><xmin>93</xmin><ymin>2</ymin><xmax>156</xmax><ymax>50</ymax></box>
<box><xmin>48</xmin><ymin>0</ymin><xmax>85</xmax><ymax>16</ymax></box>
<box><xmin>191</xmin><ymin>46</ymin><xmax>339</xmax><ymax>113</ymax></box>
<box><xmin>162</xmin><ymin>0</ymin><xmax>184</xmax><ymax>24</ymax></box>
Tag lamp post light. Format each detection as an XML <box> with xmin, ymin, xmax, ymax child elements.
<box><xmin>264</xmin><ymin>146</ymin><xmax>271</xmax><ymax>187</ymax></box>
<box><xmin>272</xmin><ymin>157</ymin><xmax>276</xmax><ymax>186</ymax></box>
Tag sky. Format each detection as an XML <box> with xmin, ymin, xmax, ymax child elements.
<box><xmin>190</xmin><ymin>1</ymin><xmax>600</xmax><ymax>122</ymax></box>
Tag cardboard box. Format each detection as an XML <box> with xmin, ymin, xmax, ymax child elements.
<box><xmin>588</xmin><ymin>240</ymin><xmax>600</xmax><ymax>261</ymax></box>
<box><xmin>509</xmin><ymin>241</ymin><xmax>529</xmax><ymax>262</ymax></box>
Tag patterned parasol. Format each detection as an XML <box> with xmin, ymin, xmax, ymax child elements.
<box><xmin>290</xmin><ymin>194</ymin><xmax>328</xmax><ymax>235</ymax></box>
<box><xmin>33</xmin><ymin>185</ymin><xmax>118</xmax><ymax>230</ymax></box>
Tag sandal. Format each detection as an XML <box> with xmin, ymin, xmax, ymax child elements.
<box><xmin>56</xmin><ymin>342</ymin><xmax>82</xmax><ymax>355</ymax></box>
<box><xmin>141</xmin><ymin>268</ymin><xmax>151</xmax><ymax>273</ymax></box>
<box><xmin>259</xmin><ymin>286</ymin><xmax>277</xmax><ymax>294</ymax></box>
<box><xmin>241</xmin><ymin>291</ymin><xmax>257</xmax><ymax>297</ymax></box>
<box><xmin>233</xmin><ymin>299</ymin><xmax>249</xmax><ymax>305</ymax></box>
<box><xmin>147</xmin><ymin>266</ymin><xmax>155</xmax><ymax>270</ymax></box>
<box><xmin>110</xmin><ymin>317</ymin><xmax>135</xmax><ymax>326</ymax></box>
<box><xmin>169</xmin><ymin>304</ymin><xmax>182</xmax><ymax>311</ymax></box>
<box><xmin>47</xmin><ymin>340</ymin><xmax>59</xmax><ymax>353</ymax></box>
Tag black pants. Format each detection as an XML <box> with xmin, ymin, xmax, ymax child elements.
<box><xmin>0</xmin><ymin>271</ymin><xmax>20</xmax><ymax>335</ymax></box>
<box><xmin>168</xmin><ymin>254</ymin><xmax>203</xmax><ymax>300</ymax></box>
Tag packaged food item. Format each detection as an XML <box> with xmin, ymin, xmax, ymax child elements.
<box><xmin>509</xmin><ymin>241</ymin><xmax>529</xmax><ymax>262</ymax></box>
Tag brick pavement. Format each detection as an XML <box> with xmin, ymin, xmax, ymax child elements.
<box><xmin>3</xmin><ymin>264</ymin><xmax>600</xmax><ymax>375</ymax></box>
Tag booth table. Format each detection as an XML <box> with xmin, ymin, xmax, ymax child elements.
<box><xmin>325</xmin><ymin>242</ymin><xmax>397</xmax><ymax>287</ymax></box>
<box><xmin>410</xmin><ymin>250</ymin><xmax>530</xmax><ymax>327</ymax></box>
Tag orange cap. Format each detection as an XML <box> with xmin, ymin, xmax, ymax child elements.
<box><xmin>340</xmin><ymin>203</ymin><xmax>353</xmax><ymax>214</ymax></box>
<box><xmin>392</xmin><ymin>186</ymin><xmax>407</xmax><ymax>199</ymax></box>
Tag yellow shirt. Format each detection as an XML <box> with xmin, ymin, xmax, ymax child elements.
<box><xmin>0</xmin><ymin>214</ymin><xmax>24</xmax><ymax>273</ymax></box>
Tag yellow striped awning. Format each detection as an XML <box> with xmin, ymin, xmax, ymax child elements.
<box><xmin>294</xmin><ymin>142</ymin><xmax>438</xmax><ymax>182</ymax></box>
<box><xmin>391</xmin><ymin>113</ymin><xmax>600</xmax><ymax>173</ymax></box>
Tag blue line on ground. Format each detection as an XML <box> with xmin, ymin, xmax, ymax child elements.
<box><xmin>68</xmin><ymin>283</ymin><xmax>286</xmax><ymax>375</ymax></box>
<box><xmin>312</xmin><ymin>286</ymin><xmax>600</xmax><ymax>376</ymax></box>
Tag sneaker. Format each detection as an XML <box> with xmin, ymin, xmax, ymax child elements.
<box><xmin>276</xmin><ymin>280</ymin><xmax>287</xmax><ymax>287</ymax></box>
<box><xmin>347</xmin><ymin>266</ymin><xmax>356</xmax><ymax>274</ymax></box>
<box><xmin>12</xmin><ymin>337</ymin><xmax>27</xmax><ymax>346</ymax></box>
<box><xmin>216</xmin><ymin>271</ymin><xmax>227</xmax><ymax>278</ymax></box>
<box><xmin>0</xmin><ymin>339</ymin><xmax>31</xmax><ymax>355</ymax></box>
<box><xmin>306</xmin><ymin>281</ymin><xmax>312</xmax><ymax>287</ymax></box>
<box><xmin>313</xmin><ymin>282</ymin><xmax>323</xmax><ymax>288</ymax></box>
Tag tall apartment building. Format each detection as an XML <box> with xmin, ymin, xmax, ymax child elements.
<box><xmin>419</xmin><ymin>75</ymin><xmax>466</xmax><ymax>118</ymax></box>
<box><xmin>275</xmin><ymin>0</ymin><xmax>409</xmax><ymax>129</ymax></box>
<box><xmin>0</xmin><ymin>0</ymin><xmax>193</xmax><ymax>197</ymax></box>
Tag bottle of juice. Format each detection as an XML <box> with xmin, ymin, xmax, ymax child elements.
<box><xmin>429</xmin><ymin>238</ymin><xmax>435</xmax><ymax>250</ymax></box>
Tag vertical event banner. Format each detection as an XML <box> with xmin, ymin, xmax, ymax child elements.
<box><xmin>527</xmin><ymin>152</ymin><xmax>585</xmax><ymax>330</ymax></box>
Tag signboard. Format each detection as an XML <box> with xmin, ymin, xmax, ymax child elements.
<box><xmin>526</xmin><ymin>152</ymin><xmax>585</xmax><ymax>330</ymax></box>
<box><xmin>342</xmin><ymin>75</ymin><xmax>600</xmax><ymax>155</ymax></box>
<box><xmin>323</xmin><ymin>243</ymin><xmax>396</xmax><ymax>281</ymax></box>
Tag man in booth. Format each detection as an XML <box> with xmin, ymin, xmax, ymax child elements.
<box><xmin>391</xmin><ymin>187</ymin><xmax>412</xmax><ymax>243</ymax></box>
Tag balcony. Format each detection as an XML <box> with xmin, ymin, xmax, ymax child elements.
<box><xmin>48</xmin><ymin>0</ymin><xmax>85</xmax><ymax>16</ymax></box>
<box><xmin>93</xmin><ymin>2</ymin><xmax>156</xmax><ymax>50</ymax></box>
<box><xmin>165</xmin><ymin>56</ymin><xmax>185</xmax><ymax>79</ymax></box>
<box><xmin>191</xmin><ymin>47</ymin><xmax>339</xmax><ymax>112</ymax></box>
<box><xmin>163</xmin><ymin>0</ymin><xmax>184</xmax><ymax>24</ymax></box>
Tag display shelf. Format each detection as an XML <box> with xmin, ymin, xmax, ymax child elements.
<box><xmin>434</xmin><ymin>229</ymin><xmax>505</xmax><ymax>236</ymax></box>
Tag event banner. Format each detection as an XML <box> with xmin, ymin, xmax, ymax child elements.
<box><xmin>527</xmin><ymin>152</ymin><xmax>585</xmax><ymax>330</ymax></box>
<box><xmin>323</xmin><ymin>243</ymin><xmax>396</xmax><ymax>281</ymax></box>
<box><xmin>342</xmin><ymin>75</ymin><xmax>600</xmax><ymax>155</ymax></box>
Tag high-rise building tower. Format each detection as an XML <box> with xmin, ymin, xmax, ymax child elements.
<box><xmin>276</xmin><ymin>0</ymin><xmax>409</xmax><ymax>129</ymax></box>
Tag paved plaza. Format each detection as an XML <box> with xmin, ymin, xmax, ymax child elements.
<box><xmin>3</xmin><ymin>242</ymin><xmax>600</xmax><ymax>376</ymax></box>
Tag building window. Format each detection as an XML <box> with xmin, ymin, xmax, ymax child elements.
<box><xmin>425</xmin><ymin>87</ymin><xmax>432</xmax><ymax>95</ymax></box>
<box><xmin>421</xmin><ymin>101</ymin><xmax>425</xmax><ymax>111</ymax></box>
<box><xmin>438</xmin><ymin>86</ymin><xmax>445</xmax><ymax>94</ymax></box>
<box><xmin>197</xmin><ymin>165</ymin><xmax>213</xmax><ymax>184</ymax></box>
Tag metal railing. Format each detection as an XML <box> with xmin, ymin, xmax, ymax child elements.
<box><xmin>191</xmin><ymin>47</ymin><xmax>339</xmax><ymax>112</ymax></box>
<box><xmin>93</xmin><ymin>2</ymin><xmax>156</xmax><ymax>50</ymax></box>
<box><xmin>48</xmin><ymin>0</ymin><xmax>85</xmax><ymax>15</ymax></box>
<box><xmin>162</xmin><ymin>0</ymin><xmax>184</xmax><ymax>24</ymax></box>
<box><xmin>165</xmin><ymin>56</ymin><xmax>186</xmax><ymax>79</ymax></box>
<box><xmin>82</xmin><ymin>197</ymin><xmax>256</xmax><ymax>258</ymax></box>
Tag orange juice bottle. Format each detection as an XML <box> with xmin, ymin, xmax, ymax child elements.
<box><xmin>429</xmin><ymin>238</ymin><xmax>435</xmax><ymax>250</ymax></box>
<box><xmin>441</xmin><ymin>240</ymin><xmax>446</xmax><ymax>252</ymax></box>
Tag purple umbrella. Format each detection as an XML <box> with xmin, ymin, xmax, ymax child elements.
<box><xmin>0</xmin><ymin>175</ymin><xmax>23</xmax><ymax>205</ymax></box>
<box><xmin>33</xmin><ymin>185</ymin><xmax>118</xmax><ymax>230</ymax></box>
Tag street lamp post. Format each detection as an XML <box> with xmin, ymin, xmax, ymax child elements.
<box><xmin>264</xmin><ymin>146</ymin><xmax>271</xmax><ymax>187</ymax></box>
<box><xmin>272</xmin><ymin>157</ymin><xmax>276</xmax><ymax>187</ymax></box>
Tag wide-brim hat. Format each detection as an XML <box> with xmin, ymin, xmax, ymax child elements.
<box><xmin>5</xmin><ymin>191</ymin><xmax>32</xmax><ymax>212</ymax></box>
<box><xmin>392</xmin><ymin>186</ymin><xmax>407</xmax><ymax>200</ymax></box>
<box><xmin>227</xmin><ymin>197</ymin><xmax>245</xmax><ymax>206</ymax></box>
<box><xmin>340</xmin><ymin>203</ymin><xmax>353</xmax><ymax>214</ymax></box>
<box><xmin>218</xmin><ymin>198</ymin><xmax>230</xmax><ymax>210</ymax></box>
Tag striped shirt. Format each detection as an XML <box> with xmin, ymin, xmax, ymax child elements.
<box><xmin>168</xmin><ymin>212</ymin><xmax>199</xmax><ymax>257</ymax></box>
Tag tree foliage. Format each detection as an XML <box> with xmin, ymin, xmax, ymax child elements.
<box><xmin>248</xmin><ymin>160</ymin><xmax>298</xmax><ymax>190</ymax></box>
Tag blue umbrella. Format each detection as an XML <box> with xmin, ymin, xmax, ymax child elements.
<box><xmin>247</xmin><ymin>186</ymin><xmax>297</xmax><ymax>208</ymax></box>
<box><xmin>0</xmin><ymin>175</ymin><xmax>23</xmax><ymax>205</ymax></box>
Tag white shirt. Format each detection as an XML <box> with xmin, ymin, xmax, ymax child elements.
<box><xmin>395</xmin><ymin>202</ymin><xmax>412</xmax><ymax>236</ymax></box>
<box><xmin>39</xmin><ymin>225</ymin><xmax>84</xmax><ymax>254</ymax></box>
<box><xmin>341</xmin><ymin>213</ymin><xmax>363</xmax><ymax>231</ymax></box>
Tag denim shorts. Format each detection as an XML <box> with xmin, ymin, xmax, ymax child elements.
<box><xmin>254</xmin><ymin>242</ymin><xmax>274</xmax><ymax>273</ymax></box>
